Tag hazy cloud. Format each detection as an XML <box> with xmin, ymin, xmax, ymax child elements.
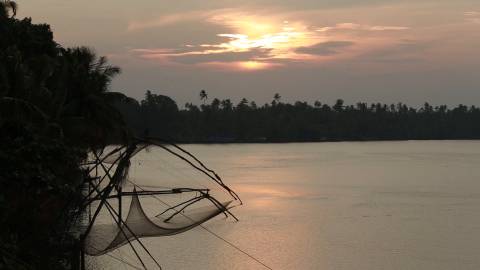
<box><xmin>127</xmin><ymin>10</ymin><xmax>216</xmax><ymax>31</ymax></box>
<box><xmin>127</xmin><ymin>10</ymin><xmax>411</xmax><ymax>70</ymax></box>
<box><xmin>356</xmin><ymin>40</ymin><xmax>431</xmax><ymax>63</ymax></box>
<box><xmin>464</xmin><ymin>11</ymin><xmax>480</xmax><ymax>16</ymax></box>
<box><xmin>464</xmin><ymin>11</ymin><xmax>480</xmax><ymax>24</ymax></box>
<box><xmin>167</xmin><ymin>48</ymin><xmax>273</xmax><ymax>64</ymax></box>
<box><xmin>295</xmin><ymin>41</ymin><xmax>355</xmax><ymax>56</ymax></box>
<box><xmin>316</xmin><ymin>23</ymin><xmax>409</xmax><ymax>32</ymax></box>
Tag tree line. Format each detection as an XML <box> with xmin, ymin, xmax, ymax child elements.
<box><xmin>116</xmin><ymin>90</ymin><xmax>480</xmax><ymax>142</ymax></box>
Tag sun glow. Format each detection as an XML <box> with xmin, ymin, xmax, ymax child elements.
<box><xmin>238</xmin><ymin>61</ymin><xmax>273</xmax><ymax>70</ymax></box>
<box><xmin>213</xmin><ymin>15</ymin><xmax>316</xmax><ymax>57</ymax></box>
<box><xmin>217</xmin><ymin>30</ymin><xmax>305</xmax><ymax>51</ymax></box>
<box><xmin>129</xmin><ymin>10</ymin><xmax>410</xmax><ymax>71</ymax></box>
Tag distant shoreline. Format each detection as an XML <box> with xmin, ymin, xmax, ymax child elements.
<box><xmin>117</xmin><ymin>93</ymin><xmax>480</xmax><ymax>146</ymax></box>
<box><xmin>174</xmin><ymin>138</ymin><xmax>480</xmax><ymax>145</ymax></box>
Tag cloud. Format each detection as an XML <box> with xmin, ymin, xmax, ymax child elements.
<box><xmin>464</xmin><ymin>11</ymin><xmax>480</xmax><ymax>16</ymax></box>
<box><xmin>127</xmin><ymin>9</ymin><xmax>413</xmax><ymax>71</ymax></box>
<box><xmin>295</xmin><ymin>41</ymin><xmax>355</xmax><ymax>56</ymax></box>
<box><xmin>166</xmin><ymin>48</ymin><xmax>273</xmax><ymax>64</ymax></box>
<box><xmin>129</xmin><ymin>11</ymin><xmax>321</xmax><ymax>68</ymax></box>
<box><xmin>127</xmin><ymin>9</ymin><xmax>238</xmax><ymax>31</ymax></box>
<box><xmin>464</xmin><ymin>11</ymin><xmax>480</xmax><ymax>24</ymax></box>
<box><xmin>132</xmin><ymin>45</ymin><xmax>219</xmax><ymax>55</ymax></box>
<box><xmin>132</xmin><ymin>40</ymin><xmax>274</xmax><ymax>65</ymax></box>
<box><xmin>355</xmin><ymin>40</ymin><xmax>431</xmax><ymax>63</ymax></box>
<box><xmin>369</xmin><ymin>26</ymin><xmax>410</xmax><ymax>31</ymax></box>
<box><xmin>316</xmin><ymin>23</ymin><xmax>409</xmax><ymax>32</ymax></box>
<box><xmin>200</xmin><ymin>61</ymin><xmax>283</xmax><ymax>71</ymax></box>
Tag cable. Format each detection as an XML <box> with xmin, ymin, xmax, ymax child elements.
<box><xmin>129</xmin><ymin>181</ymin><xmax>273</xmax><ymax>270</ymax></box>
<box><xmin>86</xmin><ymin>153</ymin><xmax>162</xmax><ymax>270</ymax></box>
<box><xmin>88</xmin><ymin>139</ymin><xmax>263</xmax><ymax>269</ymax></box>
<box><xmin>198</xmin><ymin>225</ymin><xmax>273</xmax><ymax>270</ymax></box>
<box><xmin>150</xmin><ymin>150</ymin><xmax>210</xmax><ymax>190</ymax></box>
<box><xmin>116</xmin><ymin>249</ymin><xmax>128</xmax><ymax>270</ymax></box>
<box><xmin>106</xmin><ymin>253</ymin><xmax>143</xmax><ymax>270</ymax></box>
<box><xmin>153</xmin><ymin>143</ymin><xmax>240</xmax><ymax>202</ymax></box>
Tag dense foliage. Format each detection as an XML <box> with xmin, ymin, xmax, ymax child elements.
<box><xmin>117</xmin><ymin>91</ymin><xmax>480</xmax><ymax>142</ymax></box>
<box><xmin>0</xmin><ymin>2</ymin><xmax>128</xmax><ymax>268</ymax></box>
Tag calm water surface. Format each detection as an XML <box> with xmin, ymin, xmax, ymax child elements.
<box><xmin>98</xmin><ymin>141</ymin><xmax>480</xmax><ymax>270</ymax></box>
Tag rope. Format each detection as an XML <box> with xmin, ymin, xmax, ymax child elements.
<box><xmin>88</xmin><ymin>140</ymin><xmax>266</xmax><ymax>269</ymax></box>
<box><xmin>117</xmin><ymin>245</ymin><xmax>139</xmax><ymax>266</ymax></box>
<box><xmin>129</xmin><ymin>181</ymin><xmax>273</xmax><ymax>270</ymax></box>
<box><xmin>150</xmin><ymin>150</ymin><xmax>209</xmax><ymax>190</ymax></box>
<box><xmin>198</xmin><ymin>225</ymin><xmax>273</xmax><ymax>270</ymax></box>
<box><xmin>103</xmin><ymin>193</ymin><xmax>148</xmax><ymax>270</ymax></box>
<box><xmin>164</xmin><ymin>141</ymin><xmax>242</xmax><ymax>203</ymax></box>
<box><xmin>106</xmin><ymin>253</ymin><xmax>143</xmax><ymax>270</ymax></box>
<box><xmin>86</xmin><ymin>154</ymin><xmax>162</xmax><ymax>270</ymax></box>
<box><xmin>152</xmin><ymin>143</ymin><xmax>240</xmax><ymax>203</ymax></box>
<box><xmin>102</xmin><ymin>189</ymin><xmax>163</xmax><ymax>269</ymax></box>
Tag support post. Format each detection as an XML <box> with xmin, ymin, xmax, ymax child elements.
<box><xmin>80</xmin><ymin>238</ymin><xmax>86</xmax><ymax>270</ymax></box>
<box><xmin>118</xmin><ymin>186</ymin><xmax>122</xmax><ymax>223</ymax></box>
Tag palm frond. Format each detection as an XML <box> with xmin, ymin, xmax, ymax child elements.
<box><xmin>0</xmin><ymin>97</ymin><xmax>48</xmax><ymax>124</ymax></box>
<box><xmin>7</xmin><ymin>0</ymin><xmax>16</xmax><ymax>17</ymax></box>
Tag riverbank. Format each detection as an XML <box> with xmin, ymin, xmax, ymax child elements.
<box><xmin>170</xmin><ymin>137</ymin><xmax>480</xmax><ymax>144</ymax></box>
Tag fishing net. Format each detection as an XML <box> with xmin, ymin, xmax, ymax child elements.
<box><xmin>81</xmin><ymin>139</ymin><xmax>240</xmax><ymax>257</ymax></box>
<box><xmin>85</xmin><ymin>190</ymin><xmax>231</xmax><ymax>255</ymax></box>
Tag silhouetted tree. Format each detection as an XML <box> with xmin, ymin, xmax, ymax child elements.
<box><xmin>199</xmin><ymin>89</ymin><xmax>208</xmax><ymax>104</ymax></box>
<box><xmin>0</xmin><ymin>4</ymin><xmax>132</xmax><ymax>269</ymax></box>
<box><xmin>116</xmin><ymin>91</ymin><xmax>480</xmax><ymax>143</ymax></box>
<box><xmin>333</xmin><ymin>99</ymin><xmax>344</xmax><ymax>112</ymax></box>
<box><xmin>221</xmin><ymin>99</ymin><xmax>233</xmax><ymax>111</ymax></box>
<box><xmin>0</xmin><ymin>0</ymin><xmax>17</xmax><ymax>19</ymax></box>
<box><xmin>272</xmin><ymin>93</ymin><xmax>281</xmax><ymax>105</ymax></box>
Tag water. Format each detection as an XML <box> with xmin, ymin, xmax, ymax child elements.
<box><xmin>97</xmin><ymin>140</ymin><xmax>480</xmax><ymax>270</ymax></box>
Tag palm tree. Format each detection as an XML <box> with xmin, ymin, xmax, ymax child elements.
<box><xmin>237</xmin><ymin>98</ymin><xmax>249</xmax><ymax>110</ymax></box>
<box><xmin>51</xmin><ymin>47</ymin><xmax>133</xmax><ymax>146</ymax></box>
<box><xmin>272</xmin><ymin>93</ymin><xmax>281</xmax><ymax>106</ymax></box>
<box><xmin>199</xmin><ymin>89</ymin><xmax>208</xmax><ymax>104</ymax></box>
<box><xmin>333</xmin><ymin>99</ymin><xmax>344</xmax><ymax>112</ymax></box>
<box><xmin>220</xmin><ymin>99</ymin><xmax>233</xmax><ymax>111</ymax></box>
<box><xmin>0</xmin><ymin>0</ymin><xmax>17</xmax><ymax>19</ymax></box>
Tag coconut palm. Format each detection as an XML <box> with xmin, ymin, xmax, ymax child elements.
<box><xmin>271</xmin><ymin>93</ymin><xmax>281</xmax><ymax>106</ymax></box>
<box><xmin>49</xmin><ymin>47</ymin><xmax>134</xmax><ymax>147</ymax></box>
<box><xmin>0</xmin><ymin>3</ymin><xmax>140</xmax><ymax>269</ymax></box>
<box><xmin>199</xmin><ymin>89</ymin><xmax>208</xmax><ymax>104</ymax></box>
<box><xmin>1</xmin><ymin>10</ymin><xmax>133</xmax><ymax>147</ymax></box>
<box><xmin>0</xmin><ymin>0</ymin><xmax>17</xmax><ymax>19</ymax></box>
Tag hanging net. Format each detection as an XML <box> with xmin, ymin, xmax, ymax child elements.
<box><xmin>81</xmin><ymin>139</ymin><xmax>241</xmax><ymax>257</ymax></box>
<box><xmin>85</xmin><ymin>189</ymin><xmax>232</xmax><ymax>255</ymax></box>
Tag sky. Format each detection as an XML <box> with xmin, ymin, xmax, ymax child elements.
<box><xmin>20</xmin><ymin>0</ymin><xmax>480</xmax><ymax>106</ymax></box>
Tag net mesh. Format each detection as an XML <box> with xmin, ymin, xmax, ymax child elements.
<box><xmin>83</xmin><ymin>141</ymin><xmax>239</xmax><ymax>257</ymax></box>
<box><xmin>85</xmin><ymin>191</ymin><xmax>231</xmax><ymax>256</ymax></box>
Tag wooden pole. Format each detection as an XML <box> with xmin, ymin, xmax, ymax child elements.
<box><xmin>118</xmin><ymin>185</ymin><xmax>122</xmax><ymax>223</ymax></box>
<box><xmin>80</xmin><ymin>238</ymin><xmax>85</xmax><ymax>270</ymax></box>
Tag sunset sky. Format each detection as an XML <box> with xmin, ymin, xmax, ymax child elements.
<box><xmin>21</xmin><ymin>0</ymin><xmax>480</xmax><ymax>106</ymax></box>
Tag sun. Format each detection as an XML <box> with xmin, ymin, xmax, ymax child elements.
<box><xmin>239</xmin><ymin>61</ymin><xmax>267</xmax><ymax>69</ymax></box>
<box><xmin>217</xmin><ymin>19</ymin><xmax>311</xmax><ymax>53</ymax></box>
<box><xmin>237</xmin><ymin>61</ymin><xmax>281</xmax><ymax>71</ymax></box>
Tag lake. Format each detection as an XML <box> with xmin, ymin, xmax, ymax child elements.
<box><xmin>96</xmin><ymin>140</ymin><xmax>480</xmax><ymax>270</ymax></box>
